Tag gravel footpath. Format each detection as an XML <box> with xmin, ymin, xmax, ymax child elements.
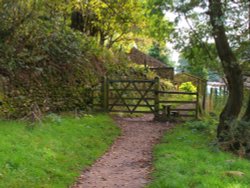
<box><xmin>72</xmin><ymin>115</ymin><xmax>172</xmax><ymax>188</ymax></box>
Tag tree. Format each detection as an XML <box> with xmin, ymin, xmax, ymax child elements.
<box><xmin>208</xmin><ymin>0</ymin><xmax>244</xmax><ymax>140</ymax></box>
<box><xmin>148</xmin><ymin>43</ymin><xmax>174</xmax><ymax>67</ymax></box>
<box><xmin>69</xmin><ymin>0</ymin><xmax>173</xmax><ymax>49</ymax></box>
<box><xmin>162</xmin><ymin>0</ymin><xmax>249</xmax><ymax>153</ymax></box>
<box><xmin>177</xmin><ymin>39</ymin><xmax>221</xmax><ymax>79</ymax></box>
<box><xmin>144</xmin><ymin>0</ymin><xmax>174</xmax><ymax>46</ymax></box>
<box><xmin>69</xmin><ymin>0</ymin><xmax>144</xmax><ymax>48</ymax></box>
<box><xmin>177</xmin><ymin>57</ymin><xmax>209</xmax><ymax>79</ymax></box>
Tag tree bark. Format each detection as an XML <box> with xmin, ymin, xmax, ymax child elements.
<box><xmin>71</xmin><ymin>11</ymin><xmax>84</xmax><ymax>31</ymax></box>
<box><xmin>208</xmin><ymin>0</ymin><xmax>244</xmax><ymax>139</ymax></box>
<box><xmin>99</xmin><ymin>31</ymin><xmax>106</xmax><ymax>46</ymax></box>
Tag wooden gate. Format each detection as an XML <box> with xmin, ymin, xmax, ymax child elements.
<box><xmin>91</xmin><ymin>77</ymin><xmax>200</xmax><ymax>118</ymax></box>
<box><xmin>101</xmin><ymin>77</ymin><xmax>160</xmax><ymax>114</ymax></box>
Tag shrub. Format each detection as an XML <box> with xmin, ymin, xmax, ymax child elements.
<box><xmin>179</xmin><ymin>81</ymin><xmax>197</xmax><ymax>92</ymax></box>
<box><xmin>219</xmin><ymin>120</ymin><xmax>250</xmax><ymax>158</ymax></box>
<box><xmin>185</xmin><ymin>116</ymin><xmax>217</xmax><ymax>132</ymax></box>
<box><xmin>160</xmin><ymin>79</ymin><xmax>174</xmax><ymax>90</ymax></box>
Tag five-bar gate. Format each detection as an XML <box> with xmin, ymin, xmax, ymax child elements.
<box><xmin>102</xmin><ymin>77</ymin><xmax>160</xmax><ymax>114</ymax></box>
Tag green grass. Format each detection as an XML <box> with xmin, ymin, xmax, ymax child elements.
<box><xmin>0</xmin><ymin>114</ymin><xmax>120</xmax><ymax>188</ymax></box>
<box><xmin>148</xmin><ymin>120</ymin><xmax>250</xmax><ymax>188</ymax></box>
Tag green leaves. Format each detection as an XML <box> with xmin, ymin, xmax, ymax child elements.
<box><xmin>148</xmin><ymin>43</ymin><xmax>174</xmax><ymax>67</ymax></box>
<box><xmin>178</xmin><ymin>41</ymin><xmax>221</xmax><ymax>79</ymax></box>
<box><xmin>179</xmin><ymin>82</ymin><xmax>197</xmax><ymax>92</ymax></box>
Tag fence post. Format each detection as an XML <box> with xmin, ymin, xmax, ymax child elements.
<box><xmin>223</xmin><ymin>85</ymin><xmax>227</xmax><ymax>95</ymax></box>
<box><xmin>154</xmin><ymin>77</ymin><xmax>160</xmax><ymax>116</ymax></box>
<box><xmin>202</xmin><ymin>82</ymin><xmax>207</xmax><ymax>111</ymax></box>
<box><xmin>195</xmin><ymin>81</ymin><xmax>200</xmax><ymax>119</ymax></box>
<box><xmin>209</xmin><ymin>88</ymin><xmax>214</xmax><ymax>111</ymax></box>
<box><xmin>215</xmin><ymin>88</ymin><xmax>218</xmax><ymax>97</ymax></box>
<box><xmin>102</xmin><ymin>76</ymin><xmax>109</xmax><ymax>112</ymax></box>
<box><xmin>219</xmin><ymin>86</ymin><xmax>222</xmax><ymax>96</ymax></box>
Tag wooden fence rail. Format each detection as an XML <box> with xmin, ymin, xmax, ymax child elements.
<box><xmin>157</xmin><ymin>90</ymin><xmax>199</xmax><ymax>118</ymax></box>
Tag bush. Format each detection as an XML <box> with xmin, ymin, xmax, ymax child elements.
<box><xmin>220</xmin><ymin>120</ymin><xmax>250</xmax><ymax>158</ymax></box>
<box><xmin>160</xmin><ymin>79</ymin><xmax>174</xmax><ymax>90</ymax></box>
<box><xmin>179</xmin><ymin>81</ymin><xmax>197</xmax><ymax>92</ymax></box>
<box><xmin>185</xmin><ymin>117</ymin><xmax>217</xmax><ymax>133</ymax></box>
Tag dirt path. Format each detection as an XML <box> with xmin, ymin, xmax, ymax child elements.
<box><xmin>72</xmin><ymin>115</ymin><xmax>172</xmax><ymax>188</ymax></box>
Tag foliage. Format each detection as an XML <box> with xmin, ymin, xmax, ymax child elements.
<box><xmin>0</xmin><ymin>22</ymin><xmax>98</xmax><ymax>117</ymax></box>
<box><xmin>143</xmin><ymin>0</ymin><xmax>174</xmax><ymax>47</ymax></box>
<box><xmin>0</xmin><ymin>0</ymin><xmax>175</xmax><ymax>118</ymax></box>
<box><xmin>185</xmin><ymin>120</ymin><xmax>213</xmax><ymax>132</ymax></box>
<box><xmin>205</xmin><ymin>90</ymin><xmax>250</xmax><ymax>157</ymax></box>
<box><xmin>69</xmin><ymin>0</ymin><xmax>173</xmax><ymax>49</ymax></box>
<box><xmin>220</xmin><ymin>120</ymin><xmax>250</xmax><ymax>158</ymax></box>
<box><xmin>179</xmin><ymin>82</ymin><xmax>197</xmax><ymax>92</ymax></box>
<box><xmin>165</xmin><ymin>0</ymin><xmax>249</xmax><ymax>49</ymax></box>
<box><xmin>208</xmin><ymin>95</ymin><xmax>227</xmax><ymax>116</ymax></box>
<box><xmin>148</xmin><ymin>43</ymin><xmax>174</xmax><ymax>67</ymax></box>
<box><xmin>1</xmin><ymin>22</ymin><xmax>90</xmax><ymax>68</ymax></box>
<box><xmin>177</xmin><ymin>58</ymin><xmax>208</xmax><ymax>80</ymax></box>
<box><xmin>148</xmin><ymin>120</ymin><xmax>250</xmax><ymax>188</ymax></box>
<box><xmin>237</xmin><ymin>41</ymin><xmax>250</xmax><ymax>68</ymax></box>
<box><xmin>0</xmin><ymin>0</ymin><xmax>172</xmax><ymax>50</ymax></box>
<box><xmin>0</xmin><ymin>114</ymin><xmax>120</xmax><ymax>187</ymax></box>
<box><xmin>164</xmin><ymin>0</ymin><xmax>249</xmax><ymax>79</ymax></box>
<box><xmin>0</xmin><ymin>15</ymin><xmax>159</xmax><ymax>118</ymax></box>
<box><xmin>163</xmin><ymin>0</ymin><xmax>250</xmax><ymax>149</ymax></box>
<box><xmin>71</xmin><ymin>0</ymin><xmax>144</xmax><ymax>48</ymax></box>
<box><xmin>160</xmin><ymin>79</ymin><xmax>174</xmax><ymax>91</ymax></box>
<box><xmin>207</xmin><ymin>89</ymin><xmax>250</xmax><ymax>118</ymax></box>
<box><xmin>177</xmin><ymin>42</ymin><xmax>221</xmax><ymax>80</ymax></box>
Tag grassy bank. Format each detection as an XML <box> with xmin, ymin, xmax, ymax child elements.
<box><xmin>148</xmin><ymin>120</ymin><xmax>250</xmax><ymax>188</ymax></box>
<box><xmin>0</xmin><ymin>114</ymin><xmax>120</xmax><ymax>188</ymax></box>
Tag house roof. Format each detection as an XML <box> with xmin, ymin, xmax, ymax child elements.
<box><xmin>128</xmin><ymin>47</ymin><xmax>171</xmax><ymax>68</ymax></box>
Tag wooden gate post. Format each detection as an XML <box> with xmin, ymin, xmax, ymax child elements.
<box><xmin>209</xmin><ymin>87</ymin><xmax>214</xmax><ymax>111</ymax></box>
<box><xmin>154</xmin><ymin>77</ymin><xmax>160</xmax><ymax>115</ymax></box>
<box><xmin>195</xmin><ymin>81</ymin><xmax>200</xmax><ymax>119</ymax></box>
<box><xmin>102</xmin><ymin>76</ymin><xmax>109</xmax><ymax>112</ymax></box>
<box><xmin>202</xmin><ymin>81</ymin><xmax>207</xmax><ymax>111</ymax></box>
<box><xmin>223</xmin><ymin>85</ymin><xmax>227</xmax><ymax>95</ymax></box>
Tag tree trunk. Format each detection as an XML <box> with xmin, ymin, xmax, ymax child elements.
<box><xmin>71</xmin><ymin>11</ymin><xmax>84</xmax><ymax>31</ymax></box>
<box><xmin>208</xmin><ymin>0</ymin><xmax>244</xmax><ymax>140</ymax></box>
<box><xmin>99</xmin><ymin>31</ymin><xmax>106</xmax><ymax>46</ymax></box>
<box><xmin>244</xmin><ymin>0</ymin><xmax>250</xmax><ymax>121</ymax></box>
